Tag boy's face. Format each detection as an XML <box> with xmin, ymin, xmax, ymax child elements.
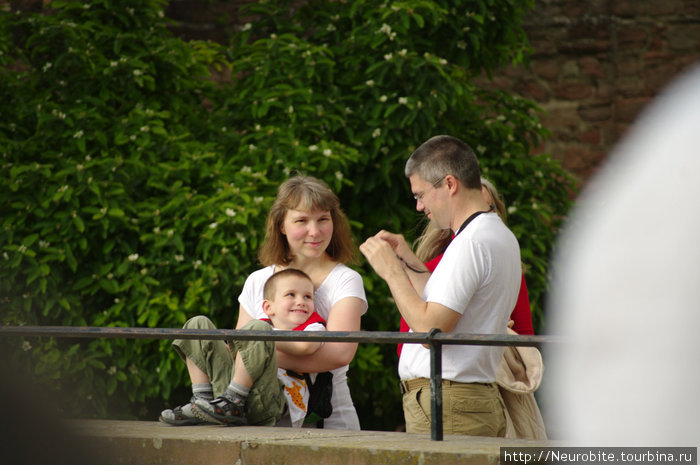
<box><xmin>262</xmin><ymin>275</ymin><xmax>315</xmax><ymax>329</ymax></box>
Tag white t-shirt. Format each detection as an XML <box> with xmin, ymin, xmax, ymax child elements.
<box><xmin>399</xmin><ymin>213</ymin><xmax>521</xmax><ymax>383</ymax></box>
<box><xmin>275</xmin><ymin>322</ymin><xmax>326</xmax><ymax>428</ymax></box>
<box><xmin>239</xmin><ymin>263</ymin><xmax>368</xmax><ymax>430</ymax></box>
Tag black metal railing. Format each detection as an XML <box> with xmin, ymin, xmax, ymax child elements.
<box><xmin>0</xmin><ymin>325</ymin><xmax>562</xmax><ymax>441</ymax></box>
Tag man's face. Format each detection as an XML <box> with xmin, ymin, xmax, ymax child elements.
<box><xmin>409</xmin><ymin>173</ymin><xmax>448</xmax><ymax>229</ymax></box>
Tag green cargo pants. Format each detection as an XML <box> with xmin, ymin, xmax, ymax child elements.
<box><xmin>173</xmin><ymin>315</ymin><xmax>285</xmax><ymax>426</ymax></box>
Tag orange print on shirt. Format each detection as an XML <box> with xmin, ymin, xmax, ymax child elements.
<box><xmin>285</xmin><ymin>379</ymin><xmax>307</xmax><ymax>410</ymax></box>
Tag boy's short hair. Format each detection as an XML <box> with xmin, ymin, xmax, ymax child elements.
<box><xmin>263</xmin><ymin>268</ymin><xmax>313</xmax><ymax>301</ymax></box>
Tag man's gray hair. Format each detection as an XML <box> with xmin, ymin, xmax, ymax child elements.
<box><xmin>405</xmin><ymin>135</ymin><xmax>481</xmax><ymax>189</ymax></box>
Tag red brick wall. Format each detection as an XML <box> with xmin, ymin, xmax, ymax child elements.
<box><xmin>496</xmin><ymin>0</ymin><xmax>700</xmax><ymax>182</ymax></box>
<box><xmin>19</xmin><ymin>0</ymin><xmax>700</xmax><ymax>185</ymax></box>
<box><xmin>164</xmin><ymin>0</ymin><xmax>700</xmax><ymax>185</ymax></box>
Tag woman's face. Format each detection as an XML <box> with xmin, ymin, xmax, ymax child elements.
<box><xmin>281</xmin><ymin>207</ymin><xmax>334</xmax><ymax>260</ymax></box>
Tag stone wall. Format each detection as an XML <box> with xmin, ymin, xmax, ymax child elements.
<box><xmin>495</xmin><ymin>0</ymin><xmax>700</xmax><ymax>181</ymax></box>
<box><xmin>16</xmin><ymin>0</ymin><xmax>700</xmax><ymax>185</ymax></box>
<box><xmin>165</xmin><ymin>0</ymin><xmax>700</xmax><ymax>184</ymax></box>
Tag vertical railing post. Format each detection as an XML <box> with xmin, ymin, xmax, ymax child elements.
<box><xmin>428</xmin><ymin>328</ymin><xmax>443</xmax><ymax>441</ymax></box>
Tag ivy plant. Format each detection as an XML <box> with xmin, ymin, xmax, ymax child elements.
<box><xmin>1</xmin><ymin>0</ymin><xmax>574</xmax><ymax>431</ymax></box>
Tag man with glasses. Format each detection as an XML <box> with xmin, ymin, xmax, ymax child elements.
<box><xmin>360</xmin><ymin>135</ymin><xmax>521</xmax><ymax>437</ymax></box>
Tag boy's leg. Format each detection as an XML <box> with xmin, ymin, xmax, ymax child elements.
<box><xmin>159</xmin><ymin>316</ymin><xmax>232</xmax><ymax>426</ymax></box>
<box><xmin>195</xmin><ymin>320</ymin><xmax>286</xmax><ymax>426</ymax></box>
<box><xmin>172</xmin><ymin>315</ymin><xmax>234</xmax><ymax>395</ymax></box>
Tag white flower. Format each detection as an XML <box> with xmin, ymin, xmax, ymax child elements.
<box><xmin>133</xmin><ymin>69</ymin><xmax>143</xmax><ymax>76</ymax></box>
<box><xmin>42</xmin><ymin>62</ymin><xmax>52</xmax><ymax>72</ymax></box>
<box><xmin>226</xmin><ymin>208</ymin><xmax>236</xmax><ymax>217</ymax></box>
<box><xmin>384</xmin><ymin>53</ymin><xmax>393</xmax><ymax>61</ymax></box>
<box><xmin>73</xmin><ymin>130</ymin><xmax>84</xmax><ymax>139</ymax></box>
<box><xmin>288</xmin><ymin>105</ymin><xmax>294</xmax><ymax>113</ymax></box>
<box><xmin>379</xmin><ymin>24</ymin><xmax>392</xmax><ymax>35</ymax></box>
<box><xmin>398</xmin><ymin>97</ymin><xmax>408</xmax><ymax>105</ymax></box>
<box><xmin>110</xmin><ymin>61</ymin><xmax>118</xmax><ymax>67</ymax></box>
<box><xmin>309</xmin><ymin>145</ymin><xmax>318</xmax><ymax>152</ymax></box>
<box><xmin>174</xmin><ymin>255</ymin><xmax>184</xmax><ymax>262</ymax></box>
<box><xmin>193</xmin><ymin>260</ymin><xmax>202</xmax><ymax>269</ymax></box>
<box><xmin>457</xmin><ymin>41</ymin><xmax>467</xmax><ymax>50</ymax></box>
<box><xmin>140</xmin><ymin>126</ymin><xmax>150</xmax><ymax>132</ymax></box>
<box><xmin>366</xmin><ymin>80</ymin><xmax>375</xmax><ymax>87</ymax></box>
<box><xmin>22</xmin><ymin>341</ymin><xmax>32</xmax><ymax>351</ymax></box>
<box><xmin>508</xmin><ymin>206</ymin><xmax>517</xmax><ymax>215</ymax></box>
<box><xmin>128</xmin><ymin>253</ymin><xmax>139</xmax><ymax>261</ymax></box>
<box><xmin>335</xmin><ymin>171</ymin><xmax>343</xmax><ymax>181</ymax></box>
<box><xmin>326</xmin><ymin>24</ymin><xmax>336</xmax><ymax>32</ymax></box>
<box><xmin>254</xmin><ymin>196</ymin><xmax>263</xmax><ymax>204</ymax></box>
<box><xmin>242</xmin><ymin>23</ymin><xmax>252</xmax><ymax>31</ymax></box>
<box><xmin>372</xmin><ymin>128</ymin><xmax>381</xmax><ymax>138</ymax></box>
<box><xmin>107</xmin><ymin>366</ymin><xmax>117</xmax><ymax>376</ymax></box>
<box><xmin>398</xmin><ymin>49</ymin><xmax>407</xmax><ymax>57</ymax></box>
<box><xmin>323</xmin><ymin>148</ymin><xmax>332</xmax><ymax>157</ymax></box>
<box><xmin>439</xmin><ymin>58</ymin><xmax>447</xmax><ymax>65</ymax></box>
<box><xmin>379</xmin><ymin>95</ymin><xmax>387</xmax><ymax>103</ymax></box>
<box><xmin>209</xmin><ymin>222</ymin><xmax>217</xmax><ymax>229</ymax></box>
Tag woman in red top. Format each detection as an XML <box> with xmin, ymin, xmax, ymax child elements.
<box><xmin>397</xmin><ymin>178</ymin><xmax>533</xmax><ymax>355</ymax></box>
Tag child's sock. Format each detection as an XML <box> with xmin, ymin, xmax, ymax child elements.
<box><xmin>224</xmin><ymin>381</ymin><xmax>249</xmax><ymax>403</ymax></box>
<box><xmin>192</xmin><ymin>382</ymin><xmax>214</xmax><ymax>401</ymax></box>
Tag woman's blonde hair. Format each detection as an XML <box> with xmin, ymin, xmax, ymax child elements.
<box><xmin>414</xmin><ymin>177</ymin><xmax>507</xmax><ymax>262</ymax></box>
<box><xmin>258</xmin><ymin>175</ymin><xmax>358</xmax><ymax>266</ymax></box>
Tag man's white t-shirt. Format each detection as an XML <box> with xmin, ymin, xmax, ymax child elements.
<box><xmin>399</xmin><ymin>213</ymin><xmax>521</xmax><ymax>383</ymax></box>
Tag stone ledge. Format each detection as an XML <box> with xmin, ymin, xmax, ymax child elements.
<box><xmin>67</xmin><ymin>419</ymin><xmax>553</xmax><ymax>465</ymax></box>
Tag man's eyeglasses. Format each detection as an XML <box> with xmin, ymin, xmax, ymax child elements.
<box><xmin>413</xmin><ymin>176</ymin><xmax>446</xmax><ymax>202</ymax></box>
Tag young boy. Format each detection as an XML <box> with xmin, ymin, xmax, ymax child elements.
<box><xmin>192</xmin><ymin>268</ymin><xmax>327</xmax><ymax>427</ymax></box>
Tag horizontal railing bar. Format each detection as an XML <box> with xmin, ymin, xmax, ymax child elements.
<box><xmin>0</xmin><ymin>325</ymin><xmax>562</xmax><ymax>347</ymax></box>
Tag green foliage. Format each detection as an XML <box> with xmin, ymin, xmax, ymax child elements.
<box><xmin>1</xmin><ymin>0</ymin><xmax>574</xmax><ymax>430</ymax></box>
<box><xmin>224</xmin><ymin>0</ymin><xmax>574</xmax><ymax>429</ymax></box>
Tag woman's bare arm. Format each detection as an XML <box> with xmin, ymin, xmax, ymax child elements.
<box><xmin>275</xmin><ymin>296</ymin><xmax>364</xmax><ymax>373</ymax></box>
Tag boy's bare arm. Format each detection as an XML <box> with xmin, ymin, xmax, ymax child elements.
<box><xmin>276</xmin><ymin>340</ymin><xmax>322</xmax><ymax>356</ymax></box>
